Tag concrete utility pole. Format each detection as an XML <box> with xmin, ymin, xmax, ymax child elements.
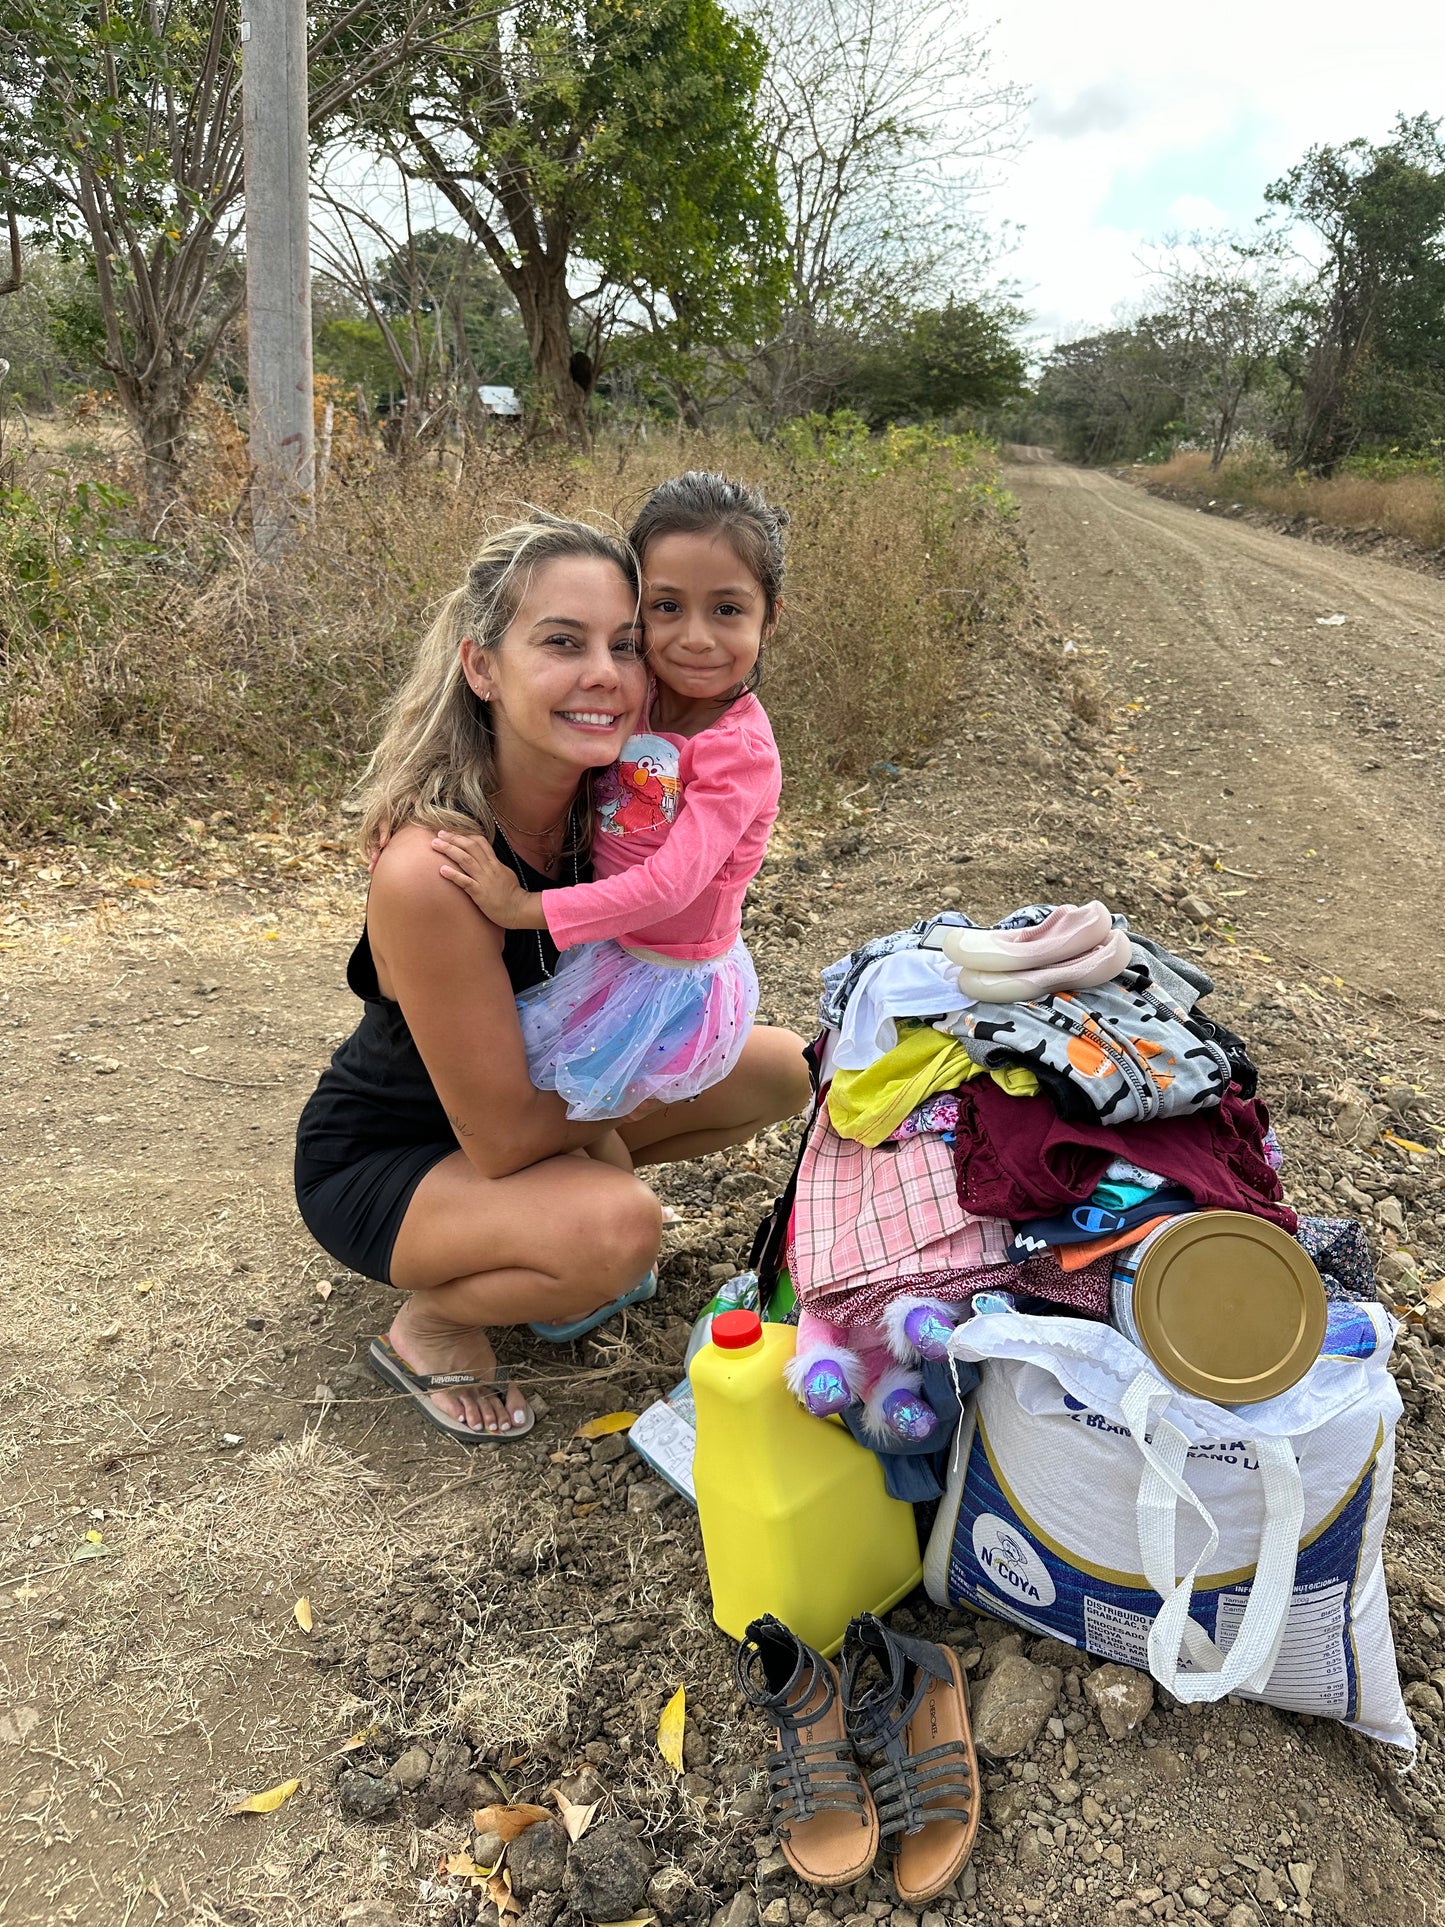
<box><xmin>241</xmin><ymin>0</ymin><xmax>314</xmax><ymax>558</ymax></box>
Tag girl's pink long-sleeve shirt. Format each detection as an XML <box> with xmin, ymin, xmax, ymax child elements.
<box><xmin>542</xmin><ymin>692</ymin><xmax>780</xmax><ymax>961</ymax></box>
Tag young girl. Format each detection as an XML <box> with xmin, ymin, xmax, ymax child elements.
<box><xmin>433</xmin><ymin>471</ymin><xmax>786</xmax><ymax>1122</ymax></box>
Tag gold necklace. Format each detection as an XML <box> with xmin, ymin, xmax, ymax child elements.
<box><xmin>488</xmin><ymin>796</ymin><xmax>571</xmax><ymax>852</ymax></box>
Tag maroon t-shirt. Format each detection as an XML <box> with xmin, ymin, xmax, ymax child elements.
<box><xmin>951</xmin><ymin>1081</ymin><xmax>1295</xmax><ymax>1232</ymax></box>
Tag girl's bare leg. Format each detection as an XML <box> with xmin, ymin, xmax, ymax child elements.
<box><xmin>620</xmin><ymin>1025</ymin><xmax>812</xmax><ymax>1167</ymax></box>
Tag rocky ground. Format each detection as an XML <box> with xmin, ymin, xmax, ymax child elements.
<box><xmin>3</xmin><ymin>466</ymin><xmax>1445</xmax><ymax>1925</ymax></box>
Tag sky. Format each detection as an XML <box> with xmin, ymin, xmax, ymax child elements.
<box><xmin>977</xmin><ymin>0</ymin><xmax>1445</xmax><ymax>348</ymax></box>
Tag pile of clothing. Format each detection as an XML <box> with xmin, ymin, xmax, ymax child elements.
<box><xmin>780</xmin><ymin>902</ymin><xmax>1373</xmax><ymax>1492</ymax></box>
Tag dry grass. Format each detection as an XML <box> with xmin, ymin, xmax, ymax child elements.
<box><xmin>0</xmin><ymin>415</ymin><xmax>1025</xmax><ymax>845</ymax></box>
<box><xmin>1147</xmin><ymin>448</ymin><xmax>1445</xmax><ymax>550</ymax></box>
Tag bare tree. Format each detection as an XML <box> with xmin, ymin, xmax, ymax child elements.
<box><xmin>745</xmin><ymin>0</ymin><xmax>1026</xmax><ymax>422</ymax></box>
<box><xmin>312</xmin><ymin>156</ymin><xmax>492</xmax><ymax>458</ymax></box>
<box><xmin>0</xmin><ymin>0</ymin><xmax>493</xmax><ymax>499</ymax></box>
<box><xmin>1146</xmin><ymin>236</ymin><xmax>1293</xmax><ymax>468</ymax></box>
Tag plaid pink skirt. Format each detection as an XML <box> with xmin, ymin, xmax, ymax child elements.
<box><xmin>791</xmin><ymin>1112</ymin><xmax>1013</xmax><ymax>1325</ymax></box>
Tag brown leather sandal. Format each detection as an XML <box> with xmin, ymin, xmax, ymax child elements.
<box><xmin>841</xmin><ymin>1614</ymin><xmax>979</xmax><ymax>1905</ymax></box>
<box><xmin>736</xmin><ymin>1617</ymin><xmax>880</xmax><ymax>1888</ymax></box>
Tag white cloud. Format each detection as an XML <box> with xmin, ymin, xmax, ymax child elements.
<box><xmin>974</xmin><ymin>0</ymin><xmax>1445</xmax><ymax>341</ymax></box>
<box><xmin>1031</xmin><ymin>81</ymin><xmax>1140</xmax><ymax>141</ymax></box>
<box><xmin>1166</xmin><ymin>195</ymin><xmax>1234</xmax><ymax>234</ymax></box>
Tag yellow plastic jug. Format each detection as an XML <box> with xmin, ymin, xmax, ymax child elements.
<box><xmin>690</xmin><ymin>1309</ymin><xmax>922</xmax><ymax>1657</ymax></box>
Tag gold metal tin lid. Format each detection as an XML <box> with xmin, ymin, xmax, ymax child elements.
<box><xmin>1127</xmin><ymin>1210</ymin><xmax>1328</xmax><ymax>1405</ymax></box>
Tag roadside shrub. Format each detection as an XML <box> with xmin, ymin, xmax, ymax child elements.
<box><xmin>1145</xmin><ymin>448</ymin><xmax>1445</xmax><ymax>553</ymax></box>
<box><xmin>0</xmin><ymin>420</ymin><xmax>1026</xmax><ymax>844</ymax></box>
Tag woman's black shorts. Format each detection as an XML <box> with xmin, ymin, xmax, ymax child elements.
<box><xmin>294</xmin><ymin>1141</ymin><xmax>455</xmax><ymax>1285</ymax></box>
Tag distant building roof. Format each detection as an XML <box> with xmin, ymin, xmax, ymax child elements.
<box><xmin>478</xmin><ymin>385</ymin><xmax>522</xmax><ymax>416</ymax></box>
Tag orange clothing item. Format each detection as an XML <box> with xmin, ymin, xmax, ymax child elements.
<box><xmin>1057</xmin><ymin>1214</ymin><xmax>1175</xmax><ymax>1273</ymax></box>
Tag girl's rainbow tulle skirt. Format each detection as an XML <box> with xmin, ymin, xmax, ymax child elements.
<box><xmin>516</xmin><ymin>936</ymin><xmax>759</xmax><ymax>1122</ymax></box>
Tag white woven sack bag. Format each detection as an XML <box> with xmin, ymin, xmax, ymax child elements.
<box><xmin>923</xmin><ymin>1301</ymin><xmax>1413</xmax><ymax>1747</ymax></box>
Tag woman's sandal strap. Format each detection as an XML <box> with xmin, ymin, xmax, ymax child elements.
<box><xmin>372</xmin><ymin>1337</ymin><xmax>515</xmax><ymax>1394</ymax></box>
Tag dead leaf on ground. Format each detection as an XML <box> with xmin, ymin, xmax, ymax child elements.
<box><xmin>657</xmin><ymin>1685</ymin><xmax>686</xmax><ymax>1774</ymax></box>
<box><xmin>293</xmin><ymin>1596</ymin><xmax>313</xmax><ymax>1633</ymax></box>
<box><xmin>486</xmin><ymin>1870</ymin><xmax>522</xmax><ymax>1917</ymax></box>
<box><xmin>574</xmin><ymin>1410</ymin><xmax>638</xmax><ymax>1440</ymax></box>
<box><xmin>471</xmin><ymin>1802</ymin><xmax>550</xmax><ymax>1841</ymax></box>
<box><xmin>554</xmin><ymin>1788</ymin><xmax>599</xmax><ymax>1842</ymax></box>
<box><xmin>0</xmin><ymin>1705</ymin><xmax>42</xmax><ymax>1746</ymax></box>
<box><xmin>1384</xmin><ymin>1132</ymin><xmax>1432</xmax><ymax>1156</ymax></box>
<box><xmin>231</xmin><ymin>1777</ymin><xmax>302</xmax><ymax>1815</ymax></box>
<box><xmin>597</xmin><ymin>1915</ymin><xmax>655</xmax><ymax>1927</ymax></box>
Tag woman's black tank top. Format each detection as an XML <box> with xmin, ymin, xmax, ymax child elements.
<box><xmin>296</xmin><ymin>832</ymin><xmax>586</xmax><ymax>1163</ymax></box>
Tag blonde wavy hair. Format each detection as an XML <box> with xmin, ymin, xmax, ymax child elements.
<box><xmin>357</xmin><ymin>513</ymin><xmax>638</xmax><ymax>855</ymax></box>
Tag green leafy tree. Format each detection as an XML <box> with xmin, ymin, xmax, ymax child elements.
<box><xmin>1035</xmin><ymin>323</ymin><xmax>1189</xmax><ymax>465</ymax></box>
<box><xmin>0</xmin><ymin>250</ymin><xmax>103</xmax><ymax>407</ymax></box>
<box><xmin>841</xmin><ymin>297</ymin><xmax>1027</xmax><ymax>427</ymax></box>
<box><xmin>1266</xmin><ymin>112</ymin><xmax>1445</xmax><ymax>472</ymax></box>
<box><xmin>370</xmin><ymin>227</ymin><xmax>529</xmax><ymax>386</ymax></box>
<box><xmin>369</xmin><ymin>0</ymin><xmax>786</xmax><ymax>442</ymax></box>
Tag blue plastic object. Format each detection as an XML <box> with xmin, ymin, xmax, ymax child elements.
<box><xmin>528</xmin><ymin>1269</ymin><xmax>658</xmax><ymax>1343</ymax></box>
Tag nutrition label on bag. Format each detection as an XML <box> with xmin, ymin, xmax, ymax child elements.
<box><xmin>1080</xmin><ymin>1583</ymin><xmax>1351</xmax><ymax>1712</ymax></box>
<box><xmin>1215</xmin><ymin>1581</ymin><xmax>1350</xmax><ymax>1718</ymax></box>
<box><xmin>1082</xmin><ymin>1594</ymin><xmax>1220</xmax><ymax>1676</ymax></box>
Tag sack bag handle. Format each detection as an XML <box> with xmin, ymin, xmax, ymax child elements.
<box><xmin>1120</xmin><ymin>1372</ymin><xmax>1304</xmax><ymax>1703</ymax></box>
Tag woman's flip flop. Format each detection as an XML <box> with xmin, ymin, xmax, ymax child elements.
<box><xmin>367</xmin><ymin>1335</ymin><xmax>535</xmax><ymax>1443</ymax></box>
<box><xmin>528</xmin><ymin>1269</ymin><xmax>658</xmax><ymax>1343</ymax></box>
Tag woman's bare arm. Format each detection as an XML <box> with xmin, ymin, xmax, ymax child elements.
<box><xmin>367</xmin><ymin>826</ymin><xmax>608</xmax><ymax>1178</ymax></box>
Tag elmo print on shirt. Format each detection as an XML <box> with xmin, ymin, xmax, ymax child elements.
<box><xmin>597</xmin><ymin>733</ymin><xmax>681</xmax><ymax>837</ymax></box>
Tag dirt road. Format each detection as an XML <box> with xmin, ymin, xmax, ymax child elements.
<box><xmin>4</xmin><ymin>476</ymin><xmax>1445</xmax><ymax>1925</ymax></box>
<box><xmin>1004</xmin><ymin>454</ymin><xmax>1445</xmax><ymax>1012</ymax></box>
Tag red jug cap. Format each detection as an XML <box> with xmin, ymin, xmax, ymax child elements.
<box><xmin>712</xmin><ymin>1309</ymin><xmax>763</xmax><ymax>1350</ymax></box>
